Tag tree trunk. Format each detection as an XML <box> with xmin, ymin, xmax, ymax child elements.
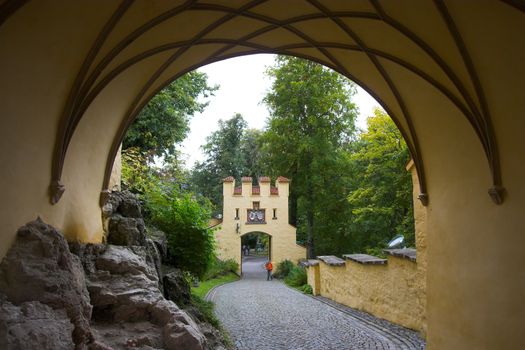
<box><xmin>306</xmin><ymin>207</ymin><xmax>314</xmax><ymax>259</ymax></box>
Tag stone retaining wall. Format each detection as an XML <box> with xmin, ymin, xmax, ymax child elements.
<box><xmin>306</xmin><ymin>252</ymin><xmax>425</xmax><ymax>334</ymax></box>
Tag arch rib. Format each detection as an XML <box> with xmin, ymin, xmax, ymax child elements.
<box><xmin>434</xmin><ymin>0</ymin><xmax>503</xmax><ymax>203</ymax></box>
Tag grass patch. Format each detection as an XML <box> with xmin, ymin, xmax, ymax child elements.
<box><xmin>189</xmin><ymin>272</ymin><xmax>239</xmax><ymax>348</ymax></box>
<box><xmin>202</xmin><ymin>258</ymin><xmax>239</xmax><ymax>281</ymax></box>
<box><xmin>191</xmin><ymin>272</ymin><xmax>239</xmax><ymax>299</ymax></box>
<box><xmin>190</xmin><ymin>294</ymin><xmax>221</xmax><ymax>328</ymax></box>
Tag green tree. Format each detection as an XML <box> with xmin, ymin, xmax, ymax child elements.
<box><xmin>346</xmin><ymin>108</ymin><xmax>414</xmax><ymax>249</ymax></box>
<box><xmin>240</xmin><ymin>128</ymin><xmax>265</xmax><ymax>179</ymax></box>
<box><xmin>121</xmin><ymin>147</ymin><xmax>158</xmax><ymax>195</ymax></box>
<box><xmin>123</xmin><ymin>71</ymin><xmax>217</xmax><ymax>161</ymax></box>
<box><xmin>261</xmin><ymin>56</ymin><xmax>358</xmax><ymax>257</ymax></box>
<box><xmin>190</xmin><ymin>114</ymin><xmax>265</xmax><ymax>211</ymax></box>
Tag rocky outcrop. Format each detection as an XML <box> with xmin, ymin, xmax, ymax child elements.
<box><xmin>99</xmin><ymin>191</ymin><xmax>230</xmax><ymax>349</ymax></box>
<box><xmin>1</xmin><ymin>202</ymin><xmax>230</xmax><ymax>349</ymax></box>
<box><xmin>142</xmin><ymin>238</ymin><xmax>164</xmax><ymax>290</ymax></box>
<box><xmin>149</xmin><ymin>226</ymin><xmax>168</xmax><ymax>260</ymax></box>
<box><xmin>102</xmin><ymin>190</ymin><xmax>146</xmax><ymax>246</ymax></box>
<box><xmin>0</xmin><ymin>298</ymin><xmax>75</xmax><ymax>350</ymax></box>
<box><xmin>162</xmin><ymin>269</ymin><xmax>229</xmax><ymax>350</ymax></box>
<box><xmin>164</xmin><ymin>269</ymin><xmax>192</xmax><ymax>307</ymax></box>
<box><xmin>183</xmin><ymin>306</ymin><xmax>228</xmax><ymax>350</ymax></box>
<box><xmin>102</xmin><ymin>191</ymin><xmax>163</xmax><ymax>288</ymax></box>
<box><xmin>76</xmin><ymin>244</ymin><xmax>206</xmax><ymax>350</ymax></box>
<box><xmin>0</xmin><ymin>218</ymin><xmax>93</xmax><ymax>348</ymax></box>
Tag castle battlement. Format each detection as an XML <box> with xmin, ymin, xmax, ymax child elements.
<box><xmin>222</xmin><ymin>176</ymin><xmax>289</xmax><ymax>198</ymax></box>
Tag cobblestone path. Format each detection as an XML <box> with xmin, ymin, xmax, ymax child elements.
<box><xmin>207</xmin><ymin>256</ymin><xmax>425</xmax><ymax>350</ymax></box>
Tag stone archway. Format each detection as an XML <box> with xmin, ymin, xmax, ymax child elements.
<box><xmin>240</xmin><ymin>231</ymin><xmax>271</xmax><ymax>277</ymax></box>
<box><xmin>1</xmin><ymin>2</ymin><xmax>525</xmax><ymax>348</ymax></box>
<box><xmin>241</xmin><ymin>231</ymin><xmax>271</xmax><ymax>260</ymax></box>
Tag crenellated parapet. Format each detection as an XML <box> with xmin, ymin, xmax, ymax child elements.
<box><xmin>222</xmin><ymin>176</ymin><xmax>289</xmax><ymax>198</ymax></box>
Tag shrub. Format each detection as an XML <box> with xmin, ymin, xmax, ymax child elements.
<box><xmin>365</xmin><ymin>246</ymin><xmax>386</xmax><ymax>258</ymax></box>
<box><xmin>203</xmin><ymin>258</ymin><xmax>239</xmax><ymax>281</ymax></box>
<box><xmin>274</xmin><ymin>260</ymin><xmax>311</xmax><ymax>294</ymax></box>
<box><xmin>147</xmin><ymin>187</ymin><xmax>215</xmax><ymax>279</ymax></box>
<box><xmin>299</xmin><ymin>284</ymin><xmax>313</xmax><ymax>294</ymax></box>
<box><xmin>284</xmin><ymin>266</ymin><xmax>307</xmax><ymax>287</ymax></box>
<box><xmin>273</xmin><ymin>259</ymin><xmax>294</xmax><ymax>279</ymax></box>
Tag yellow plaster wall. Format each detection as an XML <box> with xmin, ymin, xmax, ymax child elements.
<box><xmin>215</xmin><ymin>178</ymin><xmax>306</xmax><ymax>271</ymax></box>
<box><xmin>0</xmin><ymin>1</ymin><xmax>120</xmax><ymax>257</ymax></box>
<box><xmin>408</xmin><ymin>160</ymin><xmax>427</xmax><ymax>335</ymax></box>
<box><xmin>306</xmin><ymin>264</ymin><xmax>321</xmax><ymax>296</ymax></box>
<box><xmin>108</xmin><ymin>145</ymin><xmax>122</xmax><ymax>192</ymax></box>
<box><xmin>316</xmin><ymin>256</ymin><xmax>425</xmax><ymax>333</ymax></box>
<box><xmin>306</xmin><ymin>160</ymin><xmax>427</xmax><ymax>334</ymax></box>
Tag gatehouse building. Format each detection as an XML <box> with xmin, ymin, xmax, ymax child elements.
<box><xmin>214</xmin><ymin>176</ymin><xmax>306</xmax><ymax>272</ymax></box>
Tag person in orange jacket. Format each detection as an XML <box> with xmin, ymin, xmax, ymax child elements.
<box><xmin>265</xmin><ymin>260</ymin><xmax>273</xmax><ymax>281</ymax></box>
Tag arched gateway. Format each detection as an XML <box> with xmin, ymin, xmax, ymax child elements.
<box><xmin>214</xmin><ymin>176</ymin><xmax>306</xmax><ymax>273</ymax></box>
<box><xmin>1</xmin><ymin>2</ymin><xmax>525</xmax><ymax>348</ymax></box>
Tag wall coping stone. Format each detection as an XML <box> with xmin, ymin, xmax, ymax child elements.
<box><xmin>300</xmin><ymin>259</ymin><xmax>320</xmax><ymax>267</ymax></box>
<box><xmin>384</xmin><ymin>248</ymin><xmax>417</xmax><ymax>262</ymax></box>
<box><xmin>317</xmin><ymin>255</ymin><xmax>345</xmax><ymax>266</ymax></box>
<box><xmin>343</xmin><ymin>254</ymin><xmax>387</xmax><ymax>265</ymax></box>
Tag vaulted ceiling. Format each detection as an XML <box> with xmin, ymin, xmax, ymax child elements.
<box><xmin>3</xmin><ymin>0</ymin><xmax>522</xmax><ymax>206</ymax></box>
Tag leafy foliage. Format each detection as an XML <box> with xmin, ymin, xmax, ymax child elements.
<box><xmin>298</xmin><ymin>284</ymin><xmax>313</xmax><ymax>294</ymax></box>
<box><xmin>190</xmin><ymin>114</ymin><xmax>265</xmax><ymax>211</ymax></box>
<box><xmin>122</xmin><ymin>145</ymin><xmax>216</xmax><ymax>279</ymax></box>
<box><xmin>121</xmin><ymin>147</ymin><xmax>158</xmax><ymax>195</ymax></box>
<box><xmin>146</xmin><ymin>186</ymin><xmax>215</xmax><ymax>279</ymax></box>
<box><xmin>261</xmin><ymin>56</ymin><xmax>358</xmax><ymax>257</ymax></box>
<box><xmin>311</xmin><ymin>109</ymin><xmax>414</xmax><ymax>255</ymax></box>
<box><xmin>272</xmin><ymin>260</ymin><xmax>310</xmax><ymax>293</ymax></box>
<box><xmin>203</xmin><ymin>258</ymin><xmax>239</xmax><ymax>281</ymax></box>
<box><xmin>273</xmin><ymin>259</ymin><xmax>295</xmax><ymax>279</ymax></box>
<box><xmin>284</xmin><ymin>266</ymin><xmax>307</xmax><ymax>287</ymax></box>
<box><xmin>123</xmin><ymin>71</ymin><xmax>217</xmax><ymax>161</ymax></box>
<box><xmin>346</xmin><ymin>108</ymin><xmax>414</xmax><ymax>248</ymax></box>
<box><xmin>190</xmin><ymin>294</ymin><xmax>221</xmax><ymax>328</ymax></box>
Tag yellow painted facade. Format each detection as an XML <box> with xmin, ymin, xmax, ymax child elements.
<box><xmin>215</xmin><ymin>177</ymin><xmax>306</xmax><ymax>271</ymax></box>
<box><xmin>313</xmin><ymin>255</ymin><xmax>425</xmax><ymax>334</ymax></box>
<box><xmin>306</xmin><ymin>161</ymin><xmax>427</xmax><ymax>335</ymax></box>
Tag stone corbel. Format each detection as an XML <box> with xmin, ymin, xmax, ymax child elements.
<box><xmin>418</xmin><ymin>193</ymin><xmax>429</xmax><ymax>206</ymax></box>
<box><xmin>99</xmin><ymin>189</ymin><xmax>111</xmax><ymax>208</ymax></box>
<box><xmin>488</xmin><ymin>186</ymin><xmax>505</xmax><ymax>205</ymax></box>
<box><xmin>49</xmin><ymin>180</ymin><xmax>65</xmax><ymax>205</ymax></box>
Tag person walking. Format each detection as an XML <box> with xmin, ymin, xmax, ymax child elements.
<box><xmin>265</xmin><ymin>260</ymin><xmax>273</xmax><ymax>281</ymax></box>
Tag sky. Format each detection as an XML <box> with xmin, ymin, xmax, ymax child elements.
<box><xmin>179</xmin><ymin>54</ymin><xmax>380</xmax><ymax>168</ymax></box>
